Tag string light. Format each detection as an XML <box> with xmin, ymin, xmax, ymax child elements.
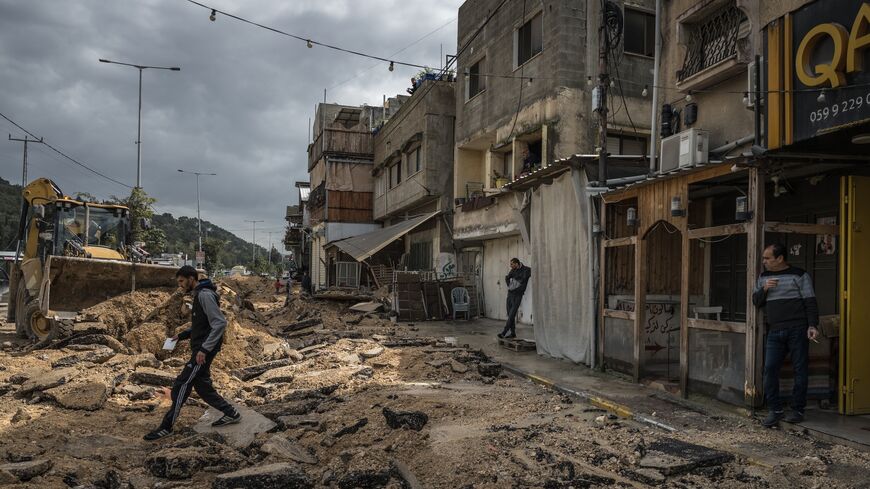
<box><xmin>742</xmin><ymin>92</ymin><xmax>749</xmax><ymax>105</ymax></box>
<box><xmin>185</xmin><ymin>0</ymin><xmax>431</xmax><ymax>70</ymax></box>
<box><xmin>685</xmin><ymin>91</ymin><xmax>693</xmax><ymax>103</ymax></box>
<box><xmin>388</xmin><ymin>61</ymin><xmax>394</xmax><ymax>72</ymax></box>
<box><xmin>817</xmin><ymin>89</ymin><xmax>826</xmax><ymax>103</ymax></box>
<box><xmin>587</xmin><ymin>76</ymin><xmax>593</xmax><ymax>86</ymax></box>
<box><xmin>306</xmin><ymin>40</ymin><xmax>313</xmax><ymax>48</ymax></box>
<box><xmin>209</xmin><ymin>9</ymin><xmax>216</xmax><ymax>21</ymax></box>
<box><xmin>642</xmin><ymin>85</ymin><xmax>648</xmax><ymax>97</ymax></box>
<box><xmin>609</xmin><ymin>79</ymin><xmax>615</xmax><ymax>88</ymax></box>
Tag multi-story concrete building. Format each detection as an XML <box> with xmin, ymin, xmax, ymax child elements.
<box><xmin>453</xmin><ymin>0</ymin><xmax>653</xmax><ymax>363</ymax></box>
<box><xmin>370</xmin><ymin>79</ymin><xmax>456</xmax><ymax>273</ymax></box>
<box><xmin>593</xmin><ymin>0</ymin><xmax>870</xmax><ymax>421</ymax></box>
<box><xmin>306</xmin><ymin>103</ymin><xmax>385</xmax><ymax>291</ymax></box>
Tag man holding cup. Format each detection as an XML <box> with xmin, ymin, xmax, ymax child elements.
<box><xmin>752</xmin><ymin>243</ymin><xmax>819</xmax><ymax>427</ymax></box>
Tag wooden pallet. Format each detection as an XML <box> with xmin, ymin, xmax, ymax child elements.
<box><xmin>498</xmin><ymin>337</ymin><xmax>536</xmax><ymax>352</ymax></box>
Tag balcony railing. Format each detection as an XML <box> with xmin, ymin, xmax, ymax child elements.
<box><xmin>308</xmin><ymin>127</ymin><xmax>374</xmax><ymax>169</ymax></box>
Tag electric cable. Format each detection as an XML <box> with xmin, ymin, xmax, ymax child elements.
<box><xmin>0</xmin><ymin>111</ymin><xmax>132</xmax><ymax>188</ymax></box>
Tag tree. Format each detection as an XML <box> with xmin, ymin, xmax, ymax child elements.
<box><xmin>202</xmin><ymin>237</ymin><xmax>227</xmax><ymax>276</ymax></box>
<box><xmin>111</xmin><ymin>187</ymin><xmax>157</xmax><ymax>245</ymax></box>
<box><xmin>73</xmin><ymin>192</ymin><xmax>99</xmax><ymax>203</ymax></box>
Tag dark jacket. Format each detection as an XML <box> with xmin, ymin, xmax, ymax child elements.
<box><xmin>177</xmin><ymin>279</ymin><xmax>228</xmax><ymax>354</ymax></box>
<box><xmin>505</xmin><ymin>265</ymin><xmax>531</xmax><ymax>296</ymax></box>
<box><xmin>752</xmin><ymin>266</ymin><xmax>819</xmax><ymax>331</ymax></box>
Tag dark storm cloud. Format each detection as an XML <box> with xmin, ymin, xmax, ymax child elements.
<box><xmin>0</xmin><ymin>0</ymin><xmax>458</xmax><ymax>245</ymax></box>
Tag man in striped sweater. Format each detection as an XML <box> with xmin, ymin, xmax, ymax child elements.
<box><xmin>752</xmin><ymin>243</ymin><xmax>819</xmax><ymax>427</ymax></box>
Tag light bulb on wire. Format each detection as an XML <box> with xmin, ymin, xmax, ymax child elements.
<box><xmin>685</xmin><ymin>92</ymin><xmax>693</xmax><ymax>103</ymax></box>
<box><xmin>609</xmin><ymin>79</ymin><xmax>615</xmax><ymax>88</ymax></box>
<box><xmin>388</xmin><ymin>61</ymin><xmax>394</xmax><ymax>72</ymax></box>
<box><xmin>306</xmin><ymin>40</ymin><xmax>313</xmax><ymax>49</ymax></box>
<box><xmin>209</xmin><ymin>9</ymin><xmax>216</xmax><ymax>21</ymax></box>
<box><xmin>817</xmin><ymin>89</ymin><xmax>826</xmax><ymax>103</ymax></box>
<box><xmin>742</xmin><ymin>92</ymin><xmax>749</xmax><ymax>105</ymax></box>
<box><xmin>642</xmin><ymin>85</ymin><xmax>648</xmax><ymax>97</ymax></box>
<box><xmin>587</xmin><ymin>76</ymin><xmax>593</xmax><ymax>86</ymax></box>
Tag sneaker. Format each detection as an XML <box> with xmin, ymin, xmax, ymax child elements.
<box><xmin>497</xmin><ymin>333</ymin><xmax>505</xmax><ymax>339</ymax></box>
<box><xmin>783</xmin><ymin>410</ymin><xmax>805</xmax><ymax>424</ymax></box>
<box><xmin>504</xmin><ymin>333</ymin><xmax>516</xmax><ymax>339</ymax></box>
<box><xmin>761</xmin><ymin>411</ymin><xmax>784</xmax><ymax>428</ymax></box>
<box><xmin>143</xmin><ymin>428</ymin><xmax>172</xmax><ymax>441</ymax></box>
<box><xmin>211</xmin><ymin>412</ymin><xmax>242</xmax><ymax>427</ymax></box>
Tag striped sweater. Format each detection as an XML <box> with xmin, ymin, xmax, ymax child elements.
<box><xmin>751</xmin><ymin>266</ymin><xmax>819</xmax><ymax>331</ymax></box>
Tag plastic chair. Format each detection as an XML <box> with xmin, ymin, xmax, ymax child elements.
<box><xmin>451</xmin><ymin>287</ymin><xmax>470</xmax><ymax>320</ymax></box>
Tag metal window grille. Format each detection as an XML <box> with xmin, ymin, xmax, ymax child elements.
<box><xmin>678</xmin><ymin>4</ymin><xmax>747</xmax><ymax>82</ymax></box>
<box><xmin>335</xmin><ymin>261</ymin><xmax>360</xmax><ymax>288</ymax></box>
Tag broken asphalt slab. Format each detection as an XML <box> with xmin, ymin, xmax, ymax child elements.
<box><xmin>638</xmin><ymin>438</ymin><xmax>734</xmax><ymax>476</ymax></box>
<box><xmin>194</xmin><ymin>403</ymin><xmax>277</xmax><ymax>449</ymax></box>
<box><xmin>212</xmin><ymin>462</ymin><xmax>313</xmax><ymax>489</ymax></box>
<box><xmin>0</xmin><ymin>459</ymin><xmax>53</xmax><ymax>482</ymax></box>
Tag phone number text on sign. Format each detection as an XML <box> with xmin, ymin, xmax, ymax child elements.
<box><xmin>808</xmin><ymin>92</ymin><xmax>869</xmax><ymax>124</ymax></box>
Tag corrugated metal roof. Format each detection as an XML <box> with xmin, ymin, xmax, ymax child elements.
<box><xmin>328</xmin><ymin>211</ymin><xmax>440</xmax><ymax>262</ymax></box>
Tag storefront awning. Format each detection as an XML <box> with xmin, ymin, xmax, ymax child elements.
<box><xmin>328</xmin><ymin>211</ymin><xmax>440</xmax><ymax>261</ymax></box>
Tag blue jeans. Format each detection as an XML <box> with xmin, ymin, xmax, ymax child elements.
<box><xmin>763</xmin><ymin>325</ymin><xmax>809</xmax><ymax>413</ymax></box>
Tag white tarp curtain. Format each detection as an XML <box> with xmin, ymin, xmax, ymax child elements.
<box><xmin>530</xmin><ymin>170</ymin><xmax>594</xmax><ymax>365</ymax></box>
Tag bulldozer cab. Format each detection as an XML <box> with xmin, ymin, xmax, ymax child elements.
<box><xmin>55</xmin><ymin>202</ymin><xmax>128</xmax><ymax>259</ymax></box>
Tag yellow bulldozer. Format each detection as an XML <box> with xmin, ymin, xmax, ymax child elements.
<box><xmin>6</xmin><ymin>178</ymin><xmax>178</xmax><ymax>340</ymax></box>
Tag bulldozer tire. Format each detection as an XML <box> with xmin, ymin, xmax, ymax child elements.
<box><xmin>22</xmin><ymin>299</ymin><xmax>70</xmax><ymax>341</ymax></box>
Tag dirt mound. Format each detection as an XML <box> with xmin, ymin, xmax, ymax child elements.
<box><xmin>78</xmin><ymin>288</ymin><xmax>177</xmax><ymax>336</ymax></box>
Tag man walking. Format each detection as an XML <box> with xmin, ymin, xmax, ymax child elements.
<box><xmin>498</xmin><ymin>258</ymin><xmax>531</xmax><ymax>339</ymax></box>
<box><xmin>144</xmin><ymin>266</ymin><xmax>241</xmax><ymax>441</ymax></box>
<box><xmin>752</xmin><ymin>243</ymin><xmax>819</xmax><ymax>427</ymax></box>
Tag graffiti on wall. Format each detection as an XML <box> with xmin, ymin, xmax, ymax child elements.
<box><xmin>614</xmin><ymin>300</ymin><xmax>678</xmax><ymax>358</ymax></box>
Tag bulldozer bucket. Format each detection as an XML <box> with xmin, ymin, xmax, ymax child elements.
<box><xmin>41</xmin><ymin>256</ymin><xmax>178</xmax><ymax>316</ymax></box>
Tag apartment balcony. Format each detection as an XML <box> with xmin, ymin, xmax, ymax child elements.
<box><xmin>308</xmin><ymin>128</ymin><xmax>374</xmax><ymax>170</ymax></box>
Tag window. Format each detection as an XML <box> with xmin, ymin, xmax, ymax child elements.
<box><xmin>516</xmin><ymin>13</ymin><xmax>543</xmax><ymax>66</ymax></box>
<box><xmin>376</xmin><ymin>174</ymin><xmax>386</xmax><ymax>196</ymax></box>
<box><xmin>335</xmin><ymin>262</ymin><xmax>360</xmax><ymax>288</ymax></box>
<box><xmin>389</xmin><ymin>164</ymin><xmax>401</xmax><ymax>189</ymax></box>
<box><xmin>467</xmin><ymin>58</ymin><xmax>485</xmax><ymax>100</ymax></box>
<box><xmin>678</xmin><ymin>3</ymin><xmax>748</xmax><ymax>81</ymax></box>
<box><xmin>407</xmin><ymin>147</ymin><xmax>421</xmax><ymax>175</ymax></box>
<box><xmin>606</xmin><ymin>134</ymin><xmax>648</xmax><ymax>155</ymax></box>
<box><xmin>409</xmin><ymin>241</ymin><xmax>433</xmax><ymax>271</ymax></box>
<box><xmin>624</xmin><ymin>8</ymin><xmax>655</xmax><ymax>57</ymax></box>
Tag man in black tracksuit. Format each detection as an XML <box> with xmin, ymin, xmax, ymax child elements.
<box><xmin>752</xmin><ymin>243</ymin><xmax>819</xmax><ymax>428</ymax></box>
<box><xmin>498</xmin><ymin>258</ymin><xmax>531</xmax><ymax>339</ymax></box>
<box><xmin>144</xmin><ymin>266</ymin><xmax>241</xmax><ymax>441</ymax></box>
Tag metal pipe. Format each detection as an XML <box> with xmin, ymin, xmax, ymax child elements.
<box><xmin>649</xmin><ymin>0</ymin><xmax>662</xmax><ymax>172</ymax></box>
<box><xmin>710</xmin><ymin>134</ymin><xmax>755</xmax><ymax>156</ymax></box>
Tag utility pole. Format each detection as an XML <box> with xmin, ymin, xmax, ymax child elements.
<box><xmin>267</xmin><ymin>232</ymin><xmax>275</xmax><ymax>265</ymax></box>
<box><xmin>177</xmin><ymin>169</ymin><xmax>216</xmax><ymax>252</ymax></box>
<box><xmin>596</xmin><ymin>3</ymin><xmax>611</xmax><ymax>186</ymax></box>
<box><xmin>9</xmin><ymin>134</ymin><xmax>45</xmax><ymax>190</ymax></box>
<box><xmin>245</xmin><ymin>220</ymin><xmax>263</xmax><ymax>264</ymax></box>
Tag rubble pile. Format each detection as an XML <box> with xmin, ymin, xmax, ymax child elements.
<box><xmin>0</xmin><ymin>276</ymin><xmax>868</xmax><ymax>488</ymax></box>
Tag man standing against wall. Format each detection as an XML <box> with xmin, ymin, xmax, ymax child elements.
<box><xmin>498</xmin><ymin>258</ymin><xmax>531</xmax><ymax>339</ymax></box>
<box><xmin>752</xmin><ymin>243</ymin><xmax>819</xmax><ymax>428</ymax></box>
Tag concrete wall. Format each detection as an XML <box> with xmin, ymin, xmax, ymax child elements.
<box><xmin>453</xmin><ymin>196</ymin><xmax>520</xmax><ymax>242</ymax></box>
<box><xmin>373</xmin><ymin>81</ymin><xmax>456</xmax><ymax>221</ymax></box>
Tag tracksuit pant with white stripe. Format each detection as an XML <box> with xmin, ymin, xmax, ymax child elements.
<box><xmin>159</xmin><ymin>350</ymin><xmax>236</xmax><ymax>430</ymax></box>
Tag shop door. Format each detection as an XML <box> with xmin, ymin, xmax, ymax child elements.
<box><xmin>841</xmin><ymin>176</ymin><xmax>870</xmax><ymax>414</ymax></box>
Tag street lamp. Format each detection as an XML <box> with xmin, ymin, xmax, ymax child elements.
<box><xmin>177</xmin><ymin>169</ymin><xmax>217</xmax><ymax>252</ymax></box>
<box><xmin>99</xmin><ymin>58</ymin><xmax>181</xmax><ymax>189</ymax></box>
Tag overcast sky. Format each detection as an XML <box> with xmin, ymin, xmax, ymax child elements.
<box><xmin>0</xmin><ymin>0</ymin><xmax>460</xmax><ymax>248</ymax></box>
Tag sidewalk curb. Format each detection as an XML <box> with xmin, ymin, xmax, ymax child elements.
<box><xmin>501</xmin><ymin>364</ymin><xmax>678</xmax><ymax>432</ymax></box>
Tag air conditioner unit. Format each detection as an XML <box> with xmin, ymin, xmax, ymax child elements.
<box><xmin>659</xmin><ymin>129</ymin><xmax>709</xmax><ymax>173</ymax></box>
